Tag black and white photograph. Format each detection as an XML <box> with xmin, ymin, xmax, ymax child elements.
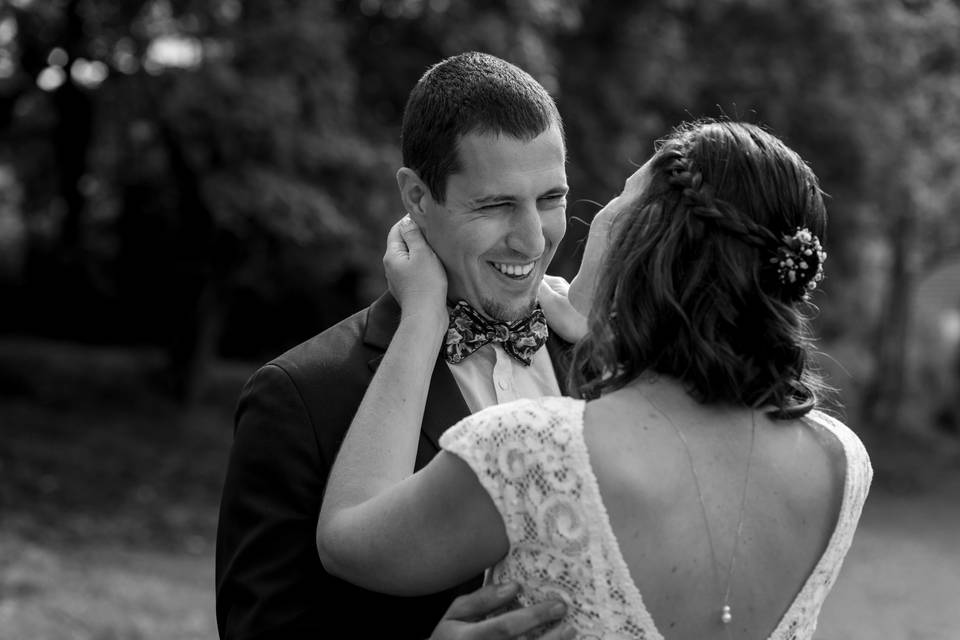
<box><xmin>1</xmin><ymin>1</ymin><xmax>959</xmax><ymax>638</ymax></box>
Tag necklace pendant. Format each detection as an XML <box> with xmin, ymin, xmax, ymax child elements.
<box><xmin>721</xmin><ymin>605</ymin><xmax>732</xmax><ymax>624</ymax></box>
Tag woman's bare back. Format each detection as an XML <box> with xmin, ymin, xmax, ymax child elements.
<box><xmin>583</xmin><ymin>379</ymin><xmax>846</xmax><ymax>639</ymax></box>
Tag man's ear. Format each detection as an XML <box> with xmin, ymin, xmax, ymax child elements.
<box><xmin>396</xmin><ymin>167</ymin><xmax>432</xmax><ymax>229</ymax></box>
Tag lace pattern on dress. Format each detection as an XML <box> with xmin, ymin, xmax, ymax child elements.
<box><xmin>441</xmin><ymin>397</ymin><xmax>653</xmax><ymax>639</ymax></box>
<box><xmin>440</xmin><ymin>397</ymin><xmax>873</xmax><ymax>640</ymax></box>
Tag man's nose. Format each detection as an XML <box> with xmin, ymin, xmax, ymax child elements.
<box><xmin>505</xmin><ymin>203</ymin><xmax>545</xmax><ymax>257</ymax></box>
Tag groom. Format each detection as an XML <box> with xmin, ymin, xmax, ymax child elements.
<box><xmin>215</xmin><ymin>52</ymin><xmax>572</xmax><ymax>639</ymax></box>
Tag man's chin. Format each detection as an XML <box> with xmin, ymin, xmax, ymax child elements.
<box><xmin>479</xmin><ymin>296</ymin><xmax>537</xmax><ymax>323</ymax></box>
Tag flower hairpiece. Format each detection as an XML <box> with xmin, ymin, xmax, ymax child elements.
<box><xmin>769</xmin><ymin>227</ymin><xmax>826</xmax><ymax>298</ymax></box>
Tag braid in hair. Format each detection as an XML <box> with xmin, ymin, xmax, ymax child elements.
<box><xmin>569</xmin><ymin>120</ymin><xmax>829</xmax><ymax>419</ymax></box>
<box><xmin>662</xmin><ymin>148</ymin><xmax>825</xmax><ymax>301</ymax></box>
<box><xmin>663</xmin><ymin>149</ymin><xmax>778</xmax><ymax>249</ymax></box>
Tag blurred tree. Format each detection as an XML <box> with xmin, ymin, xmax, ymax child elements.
<box><xmin>842</xmin><ymin>0</ymin><xmax>960</xmax><ymax>430</ymax></box>
<box><xmin>553</xmin><ymin>0</ymin><xmax>960</xmax><ymax>432</ymax></box>
<box><xmin>553</xmin><ymin>0</ymin><xmax>869</xmax><ymax>282</ymax></box>
<box><xmin>2</xmin><ymin>0</ymin><xmax>401</xmax><ymax>400</ymax></box>
<box><xmin>1</xmin><ymin>0</ymin><xmax>959</xmax><ymax>431</ymax></box>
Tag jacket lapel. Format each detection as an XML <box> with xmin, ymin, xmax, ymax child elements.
<box><xmin>545</xmin><ymin>331</ymin><xmax>573</xmax><ymax>395</ymax></box>
<box><xmin>420</xmin><ymin>354</ymin><xmax>471</xmax><ymax>451</ymax></box>
<box><xmin>362</xmin><ymin>292</ymin><xmax>401</xmax><ymax>369</ymax></box>
<box><xmin>362</xmin><ymin>292</ymin><xmax>470</xmax><ymax>452</ymax></box>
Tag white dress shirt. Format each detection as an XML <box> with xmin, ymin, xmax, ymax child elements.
<box><xmin>446</xmin><ymin>342</ymin><xmax>561</xmax><ymax>413</ymax></box>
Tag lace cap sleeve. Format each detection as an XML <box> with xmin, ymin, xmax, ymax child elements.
<box><xmin>439</xmin><ymin>396</ymin><xmax>582</xmax><ymax>547</ymax></box>
<box><xmin>440</xmin><ymin>396</ymin><xmax>655</xmax><ymax>637</ymax></box>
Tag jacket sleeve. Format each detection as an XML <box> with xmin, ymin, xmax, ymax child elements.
<box><xmin>215</xmin><ymin>363</ymin><xmax>327</xmax><ymax>639</ymax></box>
<box><xmin>215</xmin><ymin>332</ymin><xmax>482</xmax><ymax>640</ymax></box>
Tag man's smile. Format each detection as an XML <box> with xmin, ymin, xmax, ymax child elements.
<box><xmin>488</xmin><ymin>260</ymin><xmax>537</xmax><ymax>280</ymax></box>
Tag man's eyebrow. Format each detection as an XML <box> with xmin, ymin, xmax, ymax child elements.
<box><xmin>469</xmin><ymin>194</ymin><xmax>514</xmax><ymax>206</ymax></box>
<box><xmin>468</xmin><ymin>186</ymin><xmax>569</xmax><ymax>207</ymax></box>
<box><xmin>542</xmin><ymin>186</ymin><xmax>570</xmax><ymax>197</ymax></box>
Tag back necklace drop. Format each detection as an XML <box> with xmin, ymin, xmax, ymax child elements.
<box><xmin>648</xmin><ymin>397</ymin><xmax>759</xmax><ymax>631</ymax></box>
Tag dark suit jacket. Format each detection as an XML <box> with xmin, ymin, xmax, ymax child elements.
<box><xmin>215</xmin><ymin>292</ymin><xmax>570</xmax><ymax>640</ymax></box>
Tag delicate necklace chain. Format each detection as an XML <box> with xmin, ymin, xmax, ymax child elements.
<box><xmin>648</xmin><ymin>396</ymin><xmax>758</xmax><ymax>630</ymax></box>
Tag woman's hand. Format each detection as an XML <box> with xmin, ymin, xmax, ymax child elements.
<box><xmin>384</xmin><ymin>215</ymin><xmax>448</xmax><ymax>327</ymax></box>
<box><xmin>587</xmin><ymin>159</ymin><xmax>650</xmax><ymax>236</ymax></box>
<box><xmin>538</xmin><ymin>275</ymin><xmax>588</xmax><ymax>344</ymax></box>
<box><xmin>568</xmin><ymin>158</ymin><xmax>653</xmax><ymax>314</ymax></box>
<box><xmin>429</xmin><ymin>582</ymin><xmax>573</xmax><ymax>640</ymax></box>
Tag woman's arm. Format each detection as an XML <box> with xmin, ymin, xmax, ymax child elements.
<box><xmin>317</xmin><ymin>217</ymin><xmax>509</xmax><ymax>595</ymax></box>
<box><xmin>319</xmin><ymin>447</ymin><xmax>509</xmax><ymax>594</ymax></box>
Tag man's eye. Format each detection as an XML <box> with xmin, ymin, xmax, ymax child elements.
<box><xmin>480</xmin><ymin>203</ymin><xmax>509</xmax><ymax>210</ymax></box>
<box><xmin>540</xmin><ymin>195</ymin><xmax>567</xmax><ymax>207</ymax></box>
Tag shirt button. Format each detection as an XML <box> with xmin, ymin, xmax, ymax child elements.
<box><xmin>497</xmin><ymin>378</ymin><xmax>509</xmax><ymax>390</ymax></box>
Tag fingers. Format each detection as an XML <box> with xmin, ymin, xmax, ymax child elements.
<box><xmin>537</xmin><ymin>622</ymin><xmax>577</xmax><ymax>640</ymax></box>
<box><xmin>385</xmin><ymin>217</ymin><xmax>409</xmax><ymax>259</ymax></box>
<box><xmin>538</xmin><ymin>276</ymin><xmax>588</xmax><ymax>343</ymax></box>
<box><xmin>435</xmin><ymin>583</ymin><xmax>574</xmax><ymax>640</ymax></box>
<box><xmin>538</xmin><ymin>279</ymin><xmax>555</xmax><ymax>301</ymax></box>
<box><xmin>444</xmin><ymin>582</ymin><xmax>522</xmax><ymax>621</ymax></box>
<box><xmin>466</xmin><ymin>598</ymin><xmax>570</xmax><ymax>639</ymax></box>
<box><xmin>385</xmin><ymin>214</ymin><xmax>428</xmax><ymax>263</ymax></box>
<box><xmin>539</xmin><ymin>275</ymin><xmax>570</xmax><ymax>296</ymax></box>
<box><xmin>398</xmin><ymin>214</ymin><xmax>428</xmax><ymax>250</ymax></box>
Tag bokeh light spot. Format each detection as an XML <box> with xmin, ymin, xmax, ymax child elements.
<box><xmin>70</xmin><ymin>58</ymin><xmax>109</xmax><ymax>88</ymax></box>
<box><xmin>146</xmin><ymin>35</ymin><xmax>203</xmax><ymax>69</ymax></box>
<box><xmin>47</xmin><ymin>47</ymin><xmax>68</xmax><ymax>68</ymax></box>
<box><xmin>36</xmin><ymin>65</ymin><xmax>66</xmax><ymax>91</ymax></box>
<box><xmin>0</xmin><ymin>53</ymin><xmax>15</xmax><ymax>79</ymax></box>
<box><xmin>0</xmin><ymin>16</ymin><xmax>18</xmax><ymax>45</ymax></box>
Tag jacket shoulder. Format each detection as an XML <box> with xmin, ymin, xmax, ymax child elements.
<box><xmin>272</xmin><ymin>305</ymin><xmax>370</xmax><ymax>374</ymax></box>
<box><xmin>234</xmin><ymin>303</ymin><xmax>379</xmax><ymax>448</ymax></box>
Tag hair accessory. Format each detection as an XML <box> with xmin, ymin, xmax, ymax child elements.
<box><xmin>664</xmin><ymin>151</ymin><xmax>827</xmax><ymax>300</ymax></box>
<box><xmin>770</xmin><ymin>227</ymin><xmax>826</xmax><ymax>298</ymax></box>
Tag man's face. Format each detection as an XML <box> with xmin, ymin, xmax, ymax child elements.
<box><xmin>419</xmin><ymin>125</ymin><xmax>568</xmax><ymax>322</ymax></box>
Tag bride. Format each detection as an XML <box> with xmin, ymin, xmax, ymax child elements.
<box><xmin>316</xmin><ymin>120</ymin><xmax>872</xmax><ymax>639</ymax></box>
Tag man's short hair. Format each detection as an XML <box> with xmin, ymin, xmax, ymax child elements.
<box><xmin>401</xmin><ymin>51</ymin><xmax>564</xmax><ymax>203</ymax></box>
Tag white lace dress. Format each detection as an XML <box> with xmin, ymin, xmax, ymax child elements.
<box><xmin>440</xmin><ymin>395</ymin><xmax>873</xmax><ymax>640</ymax></box>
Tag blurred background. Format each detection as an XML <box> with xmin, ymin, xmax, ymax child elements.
<box><xmin>1</xmin><ymin>0</ymin><xmax>959</xmax><ymax>638</ymax></box>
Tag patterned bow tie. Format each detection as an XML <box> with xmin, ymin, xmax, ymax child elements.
<box><xmin>444</xmin><ymin>301</ymin><xmax>549</xmax><ymax>366</ymax></box>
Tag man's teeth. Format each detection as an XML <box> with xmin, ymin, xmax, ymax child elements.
<box><xmin>491</xmin><ymin>262</ymin><xmax>535</xmax><ymax>277</ymax></box>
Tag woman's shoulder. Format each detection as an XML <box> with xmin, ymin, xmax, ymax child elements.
<box><xmin>802</xmin><ymin>408</ymin><xmax>874</xmax><ymax>487</ymax></box>
<box><xmin>803</xmin><ymin>410</ymin><xmax>869</xmax><ymax>454</ymax></box>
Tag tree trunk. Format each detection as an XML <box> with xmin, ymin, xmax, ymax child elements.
<box><xmin>52</xmin><ymin>0</ymin><xmax>92</xmax><ymax>259</ymax></box>
<box><xmin>156</xmin><ymin>119</ymin><xmax>220</xmax><ymax>405</ymax></box>
<box><xmin>861</xmin><ymin>203</ymin><xmax>917</xmax><ymax>431</ymax></box>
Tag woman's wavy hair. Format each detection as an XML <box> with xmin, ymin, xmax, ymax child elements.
<box><xmin>569</xmin><ymin>120</ymin><xmax>828</xmax><ymax>419</ymax></box>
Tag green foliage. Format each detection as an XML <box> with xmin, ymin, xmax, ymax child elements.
<box><xmin>2</xmin><ymin>0</ymin><xmax>960</xmax><ymax>424</ymax></box>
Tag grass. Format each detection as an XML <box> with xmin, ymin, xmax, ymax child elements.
<box><xmin>0</xmin><ymin>337</ymin><xmax>254</xmax><ymax>640</ymax></box>
<box><xmin>2</xmin><ymin>336</ymin><xmax>959</xmax><ymax>639</ymax></box>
